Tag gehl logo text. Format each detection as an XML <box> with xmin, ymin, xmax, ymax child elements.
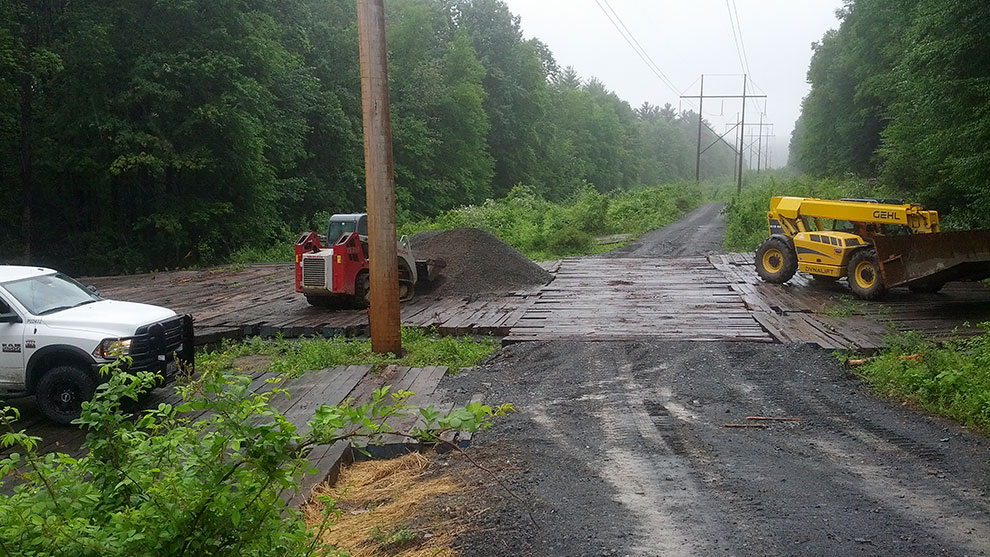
<box><xmin>873</xmin><ymin>210</ymin><xmax>900</xmax><ymax>221</ymax></box>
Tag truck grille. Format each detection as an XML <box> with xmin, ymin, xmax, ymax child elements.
<box><xmin>131</xmin><ymin>315</ymin><xmax>187</xmax><ymax>356</ymax></box>
<box><xmin>302</xmin><ymin>257</ymin><xmax>327</xmax><ymax>288</ymax></box>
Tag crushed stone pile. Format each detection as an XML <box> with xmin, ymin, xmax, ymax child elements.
<box><xmin>409</xmin><ymin>228</ymin><xmax>552</xmax><ymax>297</ymax></box>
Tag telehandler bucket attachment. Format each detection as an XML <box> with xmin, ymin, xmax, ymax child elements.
<box><xmin>874</xmin><ymin>229</ymin><xmax>990</xmax><ymax>289</ymax></box>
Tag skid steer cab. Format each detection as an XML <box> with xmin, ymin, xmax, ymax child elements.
<box><xmin>754</xmin><ymin>196</ymin><xmax>990</xmax><ymax>300</ymax></box>
<box><xmin>294</xmin><ymin>213</ymin><xmax>443</xmax><ymax>309</ymax></box>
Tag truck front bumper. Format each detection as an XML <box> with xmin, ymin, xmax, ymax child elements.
<box><xmin>92</xmin><ymin>314</ymin><xmax>195</xmax><ymax>384</ymax></box>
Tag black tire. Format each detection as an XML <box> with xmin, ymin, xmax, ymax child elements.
<box><xmin>908</xmin><ymin>282</ymin><xmax>944</xmax><ymax>294</ymax></box>
<box><xmin>847</xmin><ymin>248</ymin><xmax>887</xmax><ymax>300</ymax></box>
<box><xmin>755</xmin><ymin>237</ymin><xmax>798</xmax><ymax>284</ymax></box>
<box><xmin>354</xmin><ymin>270</ymin><xmax>371</xmax><ymax>308</ymax></box>
<box><xmin>36</xmin><ymin>365</ymin><xmax>96</xmax><ymax>424</ymax></box>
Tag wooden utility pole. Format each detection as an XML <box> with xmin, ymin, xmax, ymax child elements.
<box><xmin>357</xmin><ymin>0</ymin><xmax>401</xmax><ymax>354</ymax></box>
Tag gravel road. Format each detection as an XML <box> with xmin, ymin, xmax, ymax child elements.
<box><xmin>443</xmin><ymin>205</ymin><xmax>990</xmax><ymax>556</ymax></box>
<box><xmin>604</xmin><ymin>202</ymin><xmax>727</xmax><ymax>257</ymax></box>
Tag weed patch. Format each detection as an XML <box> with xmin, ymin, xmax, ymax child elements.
<box><xmin>850</xmin><ymin>324</ymin><xmax>990</xmax><ymax>431</ymax></box>
<box><xmin>197</xmin><ymin>328</ymin><xmax>500</xmax><ymax>376</ymax></box>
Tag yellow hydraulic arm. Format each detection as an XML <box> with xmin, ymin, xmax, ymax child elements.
<box><xmin>769</xmin><ymin>197</ymin><xmax>940</xmax><ymax>235</ymax></box>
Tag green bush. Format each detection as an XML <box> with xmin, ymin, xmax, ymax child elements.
<box><xmin>546</xmin><ymin>226</ymin><xmax>594</xmax><ymax>255</ymax></box>
<box><xmin>853</xmin><ymin>324</ymin><xmax>990</xmax><ymax>431</ymax></box>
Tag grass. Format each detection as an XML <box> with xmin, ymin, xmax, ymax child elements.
<box><xmin>196</xmin><ymin>327</ymin><xmax>501</xmax><ymax>376</ymax></box>
<box><xmin>849</xmin><ymin>323</ymin><xmax>990</xmax><ymax>432</ymax></box>
<box><xmin>304</xmin><ymin>452</ymin><xmax>464</xmax><ymax>557</ymax></box>
<box><xmin>819</xmin><ymin>295</ymin><xmax>863</xmax><ymax>318</ymax></box>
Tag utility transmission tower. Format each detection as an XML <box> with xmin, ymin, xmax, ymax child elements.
<box><xmin>682</xmin><ymin>74</ymin><xmax>765</xmax><ymax>193</ymax></box>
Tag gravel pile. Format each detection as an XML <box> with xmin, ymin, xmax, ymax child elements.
<box><xmin>409</xmin><ymin>228</ymin><xmax>552</xmax><ymax>296</ymax></box>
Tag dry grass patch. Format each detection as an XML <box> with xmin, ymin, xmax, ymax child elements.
<box><xmin>304</xmin><ymin>453</ymin><xmax>469</xmax><ymax>556</ymax></box>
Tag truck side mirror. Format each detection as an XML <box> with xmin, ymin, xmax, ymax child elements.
<box><xmin>0</xmin><ymin>312</ymin><xmax>21</xmax><ymax>324</ymax></box>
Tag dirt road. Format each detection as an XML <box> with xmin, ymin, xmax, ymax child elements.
<box><xmin>447</xmin><ymin>205</ymin><xmax>990</xmax><ymax>556</ymax></box>
<box><xmin>605</xmin><ymin>202</ymin><xmax>727</xmax><ymax>257</ymax></box>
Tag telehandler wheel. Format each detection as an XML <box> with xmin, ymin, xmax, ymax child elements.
<box><xmin>755</xmin><ymin>237</ymin><xmax>797</xmax><ymax>284</ymax></box>
<box><xmin>847</xmin><ymin>248</ymin><xmax>887</xmax><ymax>300</ymax></box>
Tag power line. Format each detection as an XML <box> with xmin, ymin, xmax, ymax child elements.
<box><xmin>601</xmin><ymin>0</ymin><xmax>679</xmax><ymax>92</ymax></box>
<box><xmin>725</xmin><ymin>0</ymin><xmax>747</xmax><ymax>75</ymax></box>
<box><xmin>731</xmin><ymin>0</ymin><xmax>752</xmax><ymax>76</ymax></box>
<box><xmin>593</xmin><ymin>0</ymin><xmax>696</xmax><ymax>110</ymax></box>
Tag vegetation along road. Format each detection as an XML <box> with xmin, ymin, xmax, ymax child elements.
<box><xmin>446</xmin><ymin>205</ymin><xmax>990</xmax><ymax>556</ymax></box>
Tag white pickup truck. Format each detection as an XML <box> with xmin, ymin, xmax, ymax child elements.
<box><xmin>0</xmin><ymin>265</ymin><xmax>194</xmax><ymax>423</ymax></box>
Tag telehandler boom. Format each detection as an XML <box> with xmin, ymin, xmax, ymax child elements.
<box><xmin>755</xmin><ymin>197</ymin><xmax>990</xmax><ymax>299</ymax></box>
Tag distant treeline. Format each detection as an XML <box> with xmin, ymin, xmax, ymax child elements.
<box><xmin>789</xmin><ymin>0</ymin><xmax>990</xmax><ymax>227</ymax></box>
<box><xmin>0</xmin><ymin>0</ymin><xmax>735</xmax><ymax>274</ymax></box>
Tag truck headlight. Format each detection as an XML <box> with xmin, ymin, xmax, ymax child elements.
<box><xmin>94</xmin><ymin>338</ymin><xmax>132</xmax><ymax>359</ymax></box>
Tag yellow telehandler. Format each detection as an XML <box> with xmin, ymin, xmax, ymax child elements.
<box><xmin>755</xmin><ymin>196</ymin><xmax>990</xmax><ymax>299</ymax></box>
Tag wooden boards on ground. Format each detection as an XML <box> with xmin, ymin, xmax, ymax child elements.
<box><xmin>85</xmin><ymin>264</ymin><xmax>539</xmax><ymax>343</ymax></box>
<box><xmin>503</xmin><ymin>257</ymin><xmax>773</xmax><ymax>343</ymax></box>
<box><xmin>709</xmin><ymin>253</ymin><xmax>990</xmax><ymax>350</ymax></box>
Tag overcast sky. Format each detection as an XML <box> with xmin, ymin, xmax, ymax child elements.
<box><xmin>501</xmin><ymin>0</ymin><xmax>845</xmax><ymax>168</ymax></box>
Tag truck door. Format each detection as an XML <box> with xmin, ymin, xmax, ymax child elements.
<box><xmin>0</xmin><ymin>294</ymin><xmax>25</xmax><ymax>389</ymax></box>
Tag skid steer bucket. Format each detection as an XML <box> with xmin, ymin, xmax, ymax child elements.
<box><xmin>875</xmin><ymin>229</ymin><xmax>990</xmax><ymax>289</ymax></box>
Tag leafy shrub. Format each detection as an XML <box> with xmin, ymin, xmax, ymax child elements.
<box><xmin>546</xmin><ymin>226</ymin><xmax>593</xmax><ymax>255</ymax></box>
<box><xmin>0</xmin><ymin>363</ymin><xmax>512</xmax><ymax>555</ymax></box>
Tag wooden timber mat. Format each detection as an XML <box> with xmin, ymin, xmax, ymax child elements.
<box><xmin>710</xmin><ymin>252</ymin><xmax>990</xmax><ymax>350</ymax></box>
<box><xmin>1</xmin><ymin>365</ymin><xmax>484</xmax><ymax>507</ymax></box>
<box><xmin>502</xmin><ymin>256</ymin><xmax>774</xmax><ymax>343</ymax></box>
<box><xmin>84</xmin><ymin>263</ymin><xmax>539</xmax><ymax>344</ymax></box>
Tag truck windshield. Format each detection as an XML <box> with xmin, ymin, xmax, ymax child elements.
<box><xmin>2</xmin><ymin>273</ymin><xmax>100</xmax><ymax>316</ymax></box>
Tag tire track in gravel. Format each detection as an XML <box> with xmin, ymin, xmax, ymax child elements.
<box><xmin>451</xmin><ymin>341</ymin><xmax>990</xmax><ymax>556</ymax></box>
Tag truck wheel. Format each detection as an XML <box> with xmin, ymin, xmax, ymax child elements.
<box><xmin>36</xmin><ymin>365</ymin><xmax>96</xmax><ymax>424</ymax></box>
<box><xmin>755</xmin><ymin>237</ymin><xmax>797</xmax><ymax>284</ymax></box>
<box><xmin>847</xmin><ymin>249</ymin><xmax>887</xmax><ymax>300</ymax></box>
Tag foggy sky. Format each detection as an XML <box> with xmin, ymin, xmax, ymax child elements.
<box><xmin>501</xmin><ymin>0</ymin><xmax>845</xmax><ymax>169</ymax></box>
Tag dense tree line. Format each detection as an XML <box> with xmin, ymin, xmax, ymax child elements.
<box><xmin>789</xmin><ymin>0</ymin><xmax>990</xmax><ymax>227</ymax></box>
<box><xmin>0</xmin><ymin>0</ymin><xmax>735</xmax><ymax>273</ymax></box>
